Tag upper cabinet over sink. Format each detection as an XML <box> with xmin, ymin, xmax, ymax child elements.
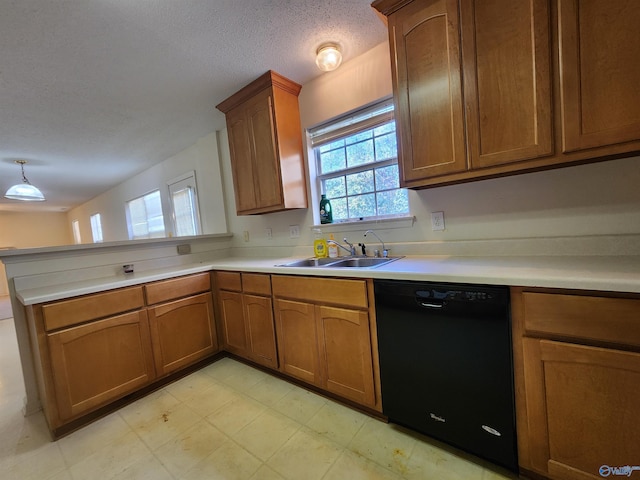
<box><xmin>216</xmin><ymin>71</ymin><xmax>308</xmax><ymax>215</ymax></box>
<box><xmin>372</xmin><ymin>0</ymin><xmax>640</xmax><ymax>189</ymax></box>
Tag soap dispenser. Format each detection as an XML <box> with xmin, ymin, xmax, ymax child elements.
<box><xmin>313</xmin><ymin>229</ymin><xmax>328</xmax><ymax>258</ymax></box>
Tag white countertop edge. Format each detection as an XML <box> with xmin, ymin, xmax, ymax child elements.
<box><xmin>15</xmin><ymin>254</ymin><xmax>640</xmax><ymax>305</ymax></box>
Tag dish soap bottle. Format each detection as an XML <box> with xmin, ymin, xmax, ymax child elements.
<box><xmin>328</xmin><ymin>233</ymin><xmax>339</xmax><ymax>258</ymax></box>
<box><xmin>319</xmin><ymin>194</ymin><xmax>333</xmax><ymax>224</ymax></box>
<box><xmin>313</xmin><ymin>229</ymin><xmax>328</xmax><ymax>258</ymax></box>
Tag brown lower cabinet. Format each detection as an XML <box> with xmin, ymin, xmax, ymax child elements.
<box><xmin>215</xmin><ymin>271</ymin><xmax>278</xmax><ymax>369</ymax></box>
<box><xmin>272</xmin><ymin>275</ymin><xmax>380</xmax><ymax>411</ymax></box>
<box><xmin>47</xmin><ymin>309</ymin><xmax>155</xmax><ymax>422</ymax></box>
<box><xmin>26</xmin><ymin>273</ymin><xmax>218</xmax><ymax>435</ymax></box>
<box><xmin>511</xmin><ymin>287</ymin><xmax>640</xmax><ymax>479</ymax></box>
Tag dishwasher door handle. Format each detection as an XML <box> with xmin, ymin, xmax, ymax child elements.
<box><xmin>419</xmin><ymin>301</ymin><xmax>444</xmax><ymax>309</ymax></box>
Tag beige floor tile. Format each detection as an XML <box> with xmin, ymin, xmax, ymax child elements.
<box><xmin>206</xmin><ymin>393</ymin><xmax>266</xmax><ymax>435</ymax></box>
<box><xmin>2</xmin><ymin>411</ymin><xmax>57</xmax><ymax>469</ymax></box>
<box><xmin>231</xmin><ymin>409</ymin><xmax>301</xmax><ymax>461</ymax></box>
<box><xmin>271</xmin><ymin>386</ymin><xmax>327</xmax><ymax>424</ymax></box>
<box><xmin>249</xmin><ymin>464</ymin><xmax>286</xmax><ymax>480</ymax></box>
<box><xmin>57</xmin><ymin>411</ymin><xmax>133</xmax><ymax>467</ymax></box>
<box><xmin>163</xmin><ymin>370</ymin><xmax>223</xmax><ymax>402</ymax></box>
<box><xmin>199</xmin><ymin>356</ymin><xmax>243</xmax><ymax>381</ymax></box>
<box><xmin>119</xmin><ymin>388</ymin><xmax>182</xmax><ymax>427</ymax></box>
<box><xmin>68</xmin><ymin>430</ymin><xmax>152</xmax><ymax>480</ymax></box>
<box><xmin>181</xmin><ymin>380</ymin><xmax>242</xmax><ymax>417</ymax></box>
<box><xmin>216</xmin><ymin>361</ymin><xmax>269</xmax><ymax>393</ymax></box>
<box><xmin>482</xmin><ymin>464</ymin><xmax>519</xmax><ymax>479</ymax></box>
<box><xmin>348</xmin><ymin>419</ymin><xmax>417</xmax><ymax>477</ymax></box>
<box><xmin>267</xmin><ymin>428</ymin><xmax>342</xmax><ymax>480</ymax></box>
<box><xmin>127</xmin><ymin>401</ymin><xmax>203</xmax><ymax>451</ymax></box>
<box><xmin>5</xmin><ymin>441</ymin><xmax>66</xmax><ymax>480</ymax></box>
<box><xmin>182</xmin><ymin>439</ymin><xmax>261</xmax><ymax>480</ymax></box>
<box><xmin>47</xmin><ymin>470</ymin><xmax>74</xmax><ymax>480</ymax></box>
<box><xmin>306</xmin><ymin>400</ymin><xmax>368</xmax><ymax>447</ymax></box>
<box><xmin>324</xmin><ymin>450</ymin><xmax>404</xmax><ymax>480</ymax></box>
<box><xmin>403</xmin><ymin>439</ymin><xmax>486</xmax><ymax>480</ymax></box>
<box><xmin>153</xmin><ymin>420</ymin><xmax>229</xmax><ymax>477</ymax></box>
<box><xmin>243</xmin><ymin>373</ymin><xmax>294</xmax><ymax>407</ymax></box>
<box><xmin>111</xmin><ymin>453</ymin><xmax>174</xmax><ymax>480</ymax></box>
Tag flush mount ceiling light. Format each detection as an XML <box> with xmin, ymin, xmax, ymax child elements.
<box><xmin>4</xmin><ymin>160</ymin><xmax>46</xmax><ymax>201</ymax></box>
<box><xmin>315</xmin><ymin>43</ymin><xmax>342</xmax><ymax>72</ymax></box>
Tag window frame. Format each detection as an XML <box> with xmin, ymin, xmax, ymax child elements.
<box><xmin>89</xmin><ymin>213</ymin><xmax>103</xmax><ymax>243</ymax></box>
<box><xmin>309</xmin><ymin>99</ymin><xmax>409</xmax><ymax>224</ymax></box>
<box><xmin>125</xmin><ymin>189</ymin><xmax>166</xmax><ymax>240</ymax></box>
<box><xmin>167</xmin><ymin>171</ymin><xmax>202</xmax><ymax>237</ymax></box>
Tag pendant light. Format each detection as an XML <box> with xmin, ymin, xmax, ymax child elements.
<box><xmin>4</xmin><ymin>160</ymin><xmax>46</xmax><ymax>201</ymax></box>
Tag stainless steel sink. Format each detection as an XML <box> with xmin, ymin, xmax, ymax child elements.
<box><xmin>276</xmin><ymin>257</ymin><xmax>342</xmax><ymax>268</ymax></box>
<box><xmin>326</xmin><ymin>257</ymin><xmax>402</xmax><ymax>268</ymax></box>
<box><xmin>276</xmin><ymin>256</ymin><xmax>402</xmax><ymax>268</ymax></box>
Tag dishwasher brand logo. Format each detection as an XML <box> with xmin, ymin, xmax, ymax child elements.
<box><xmin>599</xmin><ymin>465</ymin><xmax>640</xmax><ymax>477</ymax></box>
<box><xmin>429</xmin><ymin>413</ymin><xmax>446</xmax><ymax>423</ymax></box>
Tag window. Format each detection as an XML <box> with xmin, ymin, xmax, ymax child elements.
<box><xmin>125</xmin><ymin>190</ymin><xmax>165</xmax><ymax>240</ymax></box>
<box><xmin>168</xmin><ymin>172</ymin><xmax>201</xmax><ymax>237</ymax></box>
<box><xmin>310</xmin><ymin>99</ymin><xmax>409</xmax><ymax>222</ymax></box>
<box><xmin>71</xmin><ymin>220</ymin><xmax>82</xmax><ymax>244</ymax></box>
<box><xmin>90</xmin><ymin>213</ymin><xmax>103</xmax><ymax>243</ymax></box>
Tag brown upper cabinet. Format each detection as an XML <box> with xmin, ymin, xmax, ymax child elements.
<box><xmin>216</xmin><ymin>71</ymin><xmax>308</xmax><ymax>215</ymax></box>
<box><xmin>372</xmin><ymin>0</ymin><xmax>640</xmax><ymax>188</ymax></box>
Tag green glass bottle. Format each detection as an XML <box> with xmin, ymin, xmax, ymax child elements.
<box><xmin>319</xmin><ymin>194</ymin><xmax>333</xmax><ymax>224</ymax></box>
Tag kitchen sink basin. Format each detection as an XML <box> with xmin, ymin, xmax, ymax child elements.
<box><xmin>276</xmin><ymin>257</ymin><xmax>342</xmax><ymax>268</ymax></box>
<box><xmin>276</xmin><ymin>256</ymin><xmax>403</xmax><ymax>268</ymax></box>
<box><xmin>326</xmin><ymin>257</ymin><xmax>402</xmax><ymax>268</ymax></box>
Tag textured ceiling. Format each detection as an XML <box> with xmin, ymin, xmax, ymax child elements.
<box><xmin>0</xmin><ymin>0</ymin><xmax>387</xmax><ymax>212</ymax></box>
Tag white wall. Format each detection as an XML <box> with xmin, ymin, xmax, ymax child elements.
<box><xmin>67</xmin><ymin>132</ymin><xmax>228</xmax><ymax>242</ymax></box>
<box><xmin>219</xmin><ymin>41</ymin><xmax>640</xmax><ymax>254</ymax></box>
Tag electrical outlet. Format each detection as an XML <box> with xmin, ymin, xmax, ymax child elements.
<box><xmin>176</xmin><ymin>244</ymin><xmax>191</xmax><ymax>255</ymax></box>
<box><xmin>289</xmin><ymin>225</ymin><xmax>300</xmax><ymax>238</ymax></box>
<box><xmin>243</xmin><ymin>230</ymin><xmax>250</xmax><ymax>242</ymax></box>
<box><xmin>265</xmin><ymin>228</ymin><xmax>272</xmax><ymax>239</ymax></box>
<box><xmin>431</xmin><ymin>211</ymin><xmax>445</xmax><ymax>231</ymax></box>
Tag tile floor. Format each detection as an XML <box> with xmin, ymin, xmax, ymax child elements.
<box><xmin>0</xmin><ymin>316</ymin><xmax>518</xmax><ymax>479</ymax></box>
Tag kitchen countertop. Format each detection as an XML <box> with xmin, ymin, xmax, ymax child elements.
<box><xmin>15</xmin><ymin>253</ymin><xmax>640</xmax><ymax>305</ymax></box>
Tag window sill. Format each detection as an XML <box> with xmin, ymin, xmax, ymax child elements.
<box><xmin>311</xmin><ymin>215</ymin><xmax>415</xmax><ymax>233</ymax></box>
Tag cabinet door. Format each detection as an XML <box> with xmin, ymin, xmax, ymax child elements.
<box><xmin>245</xmin><ymin>89</ymin><xmax>283</xmax><ymax>210</ymax></box>
<box><xmin>147</xmin><ymin>293</ymin><xmax>217</xmax><ymax>376</ymax></box>
<box><xmin>244</xmin><ymin>294</ymin><xmax>278</xmax><ymax>369</ymax></box>
<box><xmin>227</xmin><ymin>108</ymin><xmax>258</xmax><ymax>212</ymax></box>
<box><xmin>218</xmin><ymin>290</ymin><xmax>248</xmax><ymax>355</ymax></box>
<box><xmin>523</xmin><ymin>338</ymin><xmax>640</xmax><ymax>479</ymax></box>
<box><xmin>389</xmin><ymin>0</ymin><xmax>466</xmax><ymax>183</ymax></box>
<box><xmin>48</xmin><ymin>310</ymin><xmax>155</xmax><ymax>421</ymax></box>
<box><xmin>274</xmin><ymin>299</ymin><xmax>320</xmax><ymax>384</ymax></box>
<box><xmin>317</xmin><ymin>306</ymin><xmax>376</xmax><ymax>407</ymax></box>
<box><xmin>461</xmin><ymin>0</ymin><xmax>552</xmax><ymax>168</ymax></box>
<box><xmin>558</xmin><ymin>0</ymin><xmax>640</xmax><ymax>152</ymax></box>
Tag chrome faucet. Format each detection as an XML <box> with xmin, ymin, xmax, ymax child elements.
<box><xmin>328</xmin><ymin>237</ymin><xmax>356</xmax><ymax>256</ymax></box>
<box><xmin>364</xmin><ymin>230</ymin><xmax>389</xmax><ymax>257</ymax></box>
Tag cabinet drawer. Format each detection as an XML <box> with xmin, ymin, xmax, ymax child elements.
<box><xmin>522</xmin><ymin>291</ymin><xmax>640</xmax><ymax>348</ymax></box>
<box><xmin>272</xmin><ymin>275</ymin><xmax>368</xmax><ymax>309</ymax></box>
<box><xmin>215</xmin><ymin>271</ymin><xmax>242</xmax><ymax>292</ymax></box>
<box><xmin>42</xmin><ymin>286</ymin><xmax>145</xmax><ymax>331</ymax></box>
<box><xmin>242</xmin><ymin>273</ymin><xmax>271</xmax><ymax>295</ymax></box>
<box><xmin>145</xmin><ymin>273</ymin><xmax>210</xmax><ymax>305</ymax></box>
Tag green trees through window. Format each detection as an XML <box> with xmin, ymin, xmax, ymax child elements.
<box><xmin>314</xmin><ymin>114</ymin><xmax>409</xmax><ymax>222</ymax></box>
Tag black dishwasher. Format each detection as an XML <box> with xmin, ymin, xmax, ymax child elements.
<box><xmin>374</xmin><ymin>280</ymin><xmax>517</xmax><ymax>472</ymax></box>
